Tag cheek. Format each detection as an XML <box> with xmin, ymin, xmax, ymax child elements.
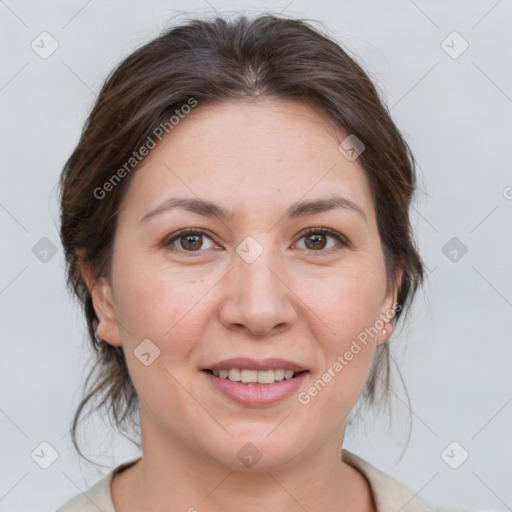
<box><xmin>305</xmin><ymin>264</ymin><xmax>385</xmax><ymax>338</ymax></box>
<box><xmin>304</xmin><ymin>265</ymin><xmax>385</xmax><ymax>389</ymax></box>
<box><xmin>112</xmin><ymin>265</ymin><xmax>207</xmax><ymax>401</ymax></box>
<box><xmin>299</xmin><ymin>277</ymin><xmax>382</xmax><ymax>417</ymax></box>
<box><xmin>112</xmin><ymin>260</ymin><xmax>213</xmax><ymax>355</ymax></box>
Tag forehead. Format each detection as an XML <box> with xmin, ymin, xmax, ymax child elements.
<box><xmin>119</xmin><ymin>98</ymin><xmax>375</xmax><ymax>223</ymax></box>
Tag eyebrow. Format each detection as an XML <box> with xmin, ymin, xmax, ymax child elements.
<box><xmin>140</xmin><ymin>195</ymin><xmax>366</xmax><ymax>223</ymax></box>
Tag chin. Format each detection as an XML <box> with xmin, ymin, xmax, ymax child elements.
<box><xmin>201</xmin><ymin>429</ymin><xmax>308</xmax><ymax>472</ymax></box>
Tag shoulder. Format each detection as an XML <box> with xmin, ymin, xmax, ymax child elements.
<box><xmin>55</xmin><ymin>458</ymin><xmax>141</xmax><ymax>512</ymax></box>
<box><xmin>56</xmin><ymin>473</ymin><xmax>114</xmax><ymax>512</ymax></box>
<box><xmin>342</xmin><ymin>449</ymin><xmax>473</xmax><ymax>512</ymax></box>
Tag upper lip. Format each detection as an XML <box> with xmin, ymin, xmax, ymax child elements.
<box><xmin>204</xmin><ymin>358</ymin><xmax>308</xmax><ymax>372</ymax></box>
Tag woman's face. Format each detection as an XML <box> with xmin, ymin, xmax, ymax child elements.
<box><xmin>90</xmin><ymin>98</ymin><xmax>401</xmax><ymax>469</ymax></box>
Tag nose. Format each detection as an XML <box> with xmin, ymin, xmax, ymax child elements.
<box><xmin>218</xmin><ymin>243</ymin><xmax>298</xmax><ymax>337</ymax></box>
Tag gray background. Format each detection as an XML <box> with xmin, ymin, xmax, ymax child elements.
<box><xmin>1</xmin><ymin>0</ymin><xmax>511</xmax><ymax>511</ymax></box>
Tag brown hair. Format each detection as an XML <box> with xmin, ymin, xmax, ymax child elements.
<box><xmin>59</xmin><ymin>13</ymin><xmax>425</xmax><ymax>462</ymax></box>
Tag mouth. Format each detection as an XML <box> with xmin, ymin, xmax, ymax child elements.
<box><xmin>200</xmin><ymin>359</ymin><xmax>310</xmax><ymax>406</ymax></box>
<box><xmin>202</xmin><ymin>368</ymin><xmax>308</xmax><ymax>385</ymax></box>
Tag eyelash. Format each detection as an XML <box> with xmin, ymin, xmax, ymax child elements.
<box><xmin>164</xmin><ymin>227</ymin><xmax>349</xmax><ymax>256</ymax></box>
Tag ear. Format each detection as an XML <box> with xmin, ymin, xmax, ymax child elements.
<box><xmin>376</xmin><ymin>258</ymin><xmax>404</xmax><ymax>346</ymax></box>
<box><xmin>76</xmin><ymin>249</ymin><xmax>123</xmax><ymax>347</ymax></box>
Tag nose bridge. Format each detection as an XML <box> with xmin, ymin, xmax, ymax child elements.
<box><xmin>235</xmin><ymin>234</ymin><xmax>284</xmax><ymax>302</ymax></box>
<box><xmin>240</xmin><ymin>250</ymin><xmax>278</xmax><ymax>292</ymax></box>
<box><xmin>219</xmin><ymin>234</ymin><xmax>297</xmax><ymax>334</ymax></box>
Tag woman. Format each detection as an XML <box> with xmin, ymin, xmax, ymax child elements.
<box><xmin>56</xmin><ymin>14</ymin><xmax>471</xmax><ymax>512</ymax></box>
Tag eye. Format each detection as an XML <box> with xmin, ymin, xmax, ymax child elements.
<box><xmin>165</xmin><ymin>229</ymin><xmax>216</xmax><ymax>254</ymax></box>
<box><xmin>164</xmin><ymin>227</ymin><xmax>349</xmax><ymax>256</ymax></box>
<box><xmin>294</xmin><ymin>227</ymin><xmax>348</xmax><ymax>253</ymax></box>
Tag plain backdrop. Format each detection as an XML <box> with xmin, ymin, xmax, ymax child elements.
<box><xmin>1</xmin><ymin>1</ymin><xmax>511</xmax><ymax>511</ymax></box>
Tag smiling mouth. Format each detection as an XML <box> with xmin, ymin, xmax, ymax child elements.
<box><xmin>203</xmin><ymin>369</ymin><xmax>308</xmax><ymax>385</ymax></box>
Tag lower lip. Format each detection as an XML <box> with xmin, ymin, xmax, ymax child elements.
<box><xmin>202</xmin><ymin>370</ymin><xmax>308</xmax><ymax>406</ymax></box>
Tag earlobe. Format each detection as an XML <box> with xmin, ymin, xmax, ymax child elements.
<box><xmin>377</xmin><ymin>260</ymin><xmax>404</xmax><ymax>345</ymax></box>
<box><xmin>92</xmin><ymin>277</ymin><xmax>123</xmax><ymax>347</ymax></box>
<box><xmin>77</xmin><ymin>250</ymin><xmax>123</xmax><ymax>347</ymax></box>
<box><xmin>376</xmin><ymin>323</ymin><xmax>393</xmax><ymax>345</ymax></box>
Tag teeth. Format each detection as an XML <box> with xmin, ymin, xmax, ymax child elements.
<box><xmin>210</xmin><ymin>368</ymin><xmax>299</xmax><ymax>384</ymax></box>
<box><xmin>257</xmin><ymin>370</ymin><xmax>274</xmax><ymax>384</ymax></box>
<box><xmin>274</xmin><ymin>369</ymin><xmax>285</xmax><ymax>381</ymax></box>
<box><xmin>228</xmin><ymin>368</ymin><xmax>241</xmax><ymax>381</ymax></box>
<box><xmin>241</xmin><ymin>369</ymin><xmax>258</xmax><ymax>383</ymax></box>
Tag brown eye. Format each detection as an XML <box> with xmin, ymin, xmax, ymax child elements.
<box><xmin>165</xmin><ymin>229</ymin><xmax>215</xmax><ymax>253</ymax></box>
<box><xmin>295</xmin><ymin>228</ymin><xmax>347</xmax><ymax>252</ymax></box>
<box><xmin>179</xmin><ymin>233</ymin><xmax>203</xmax><ymax>251</ymax></box>
<box><xmin>304</xmin><ymin>232</ymin><xmax>328</xmax><ymax>250</ymax></box>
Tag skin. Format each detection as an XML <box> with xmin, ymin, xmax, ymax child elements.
<box><xmin>80</xmin><ymin>98</ymin><xmax>402</xmax><ymax>512</ymax></box>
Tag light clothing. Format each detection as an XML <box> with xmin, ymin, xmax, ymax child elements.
<box><xmin>56</xmin><ymin>448</ymin><xmax>472</xmax><ymax>511</ymax></box>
